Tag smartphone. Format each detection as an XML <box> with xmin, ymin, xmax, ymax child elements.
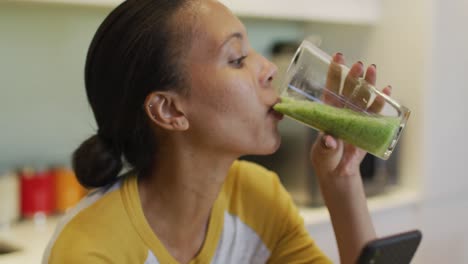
<box><xmin>356</xmin><ymin>230</ymin><xmax>422</xmax><ymax>264</ymax></box>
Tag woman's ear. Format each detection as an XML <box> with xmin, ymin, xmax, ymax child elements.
<box><xmin>144</xmin><ymin>91</ymin><xmax>189</xmax><ymax>131</ymax></box>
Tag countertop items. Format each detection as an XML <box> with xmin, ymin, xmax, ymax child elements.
<box><xmin>19</xmin><ymin>169</ymin><xmax>55</xmax><ymax>218</ymax></box>
<box><xmin>0</xmin><ymin>187</ymin><xmax>420</xmax><ymax>264</ymax></box>
<box><xmin>0</xmin><ymin>173</ymin><xmax>19</xmax><ymax>227</ymax></box>
<box><xmin>0</xmin><ymin>167</ymin><xmax>87</xmax><ymax>226</ymax></box>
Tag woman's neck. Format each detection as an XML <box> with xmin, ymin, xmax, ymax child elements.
<box><xmin>137</xmin><ymin>140</ymin><xmax>236</xmax><ymax>263</ymax></box>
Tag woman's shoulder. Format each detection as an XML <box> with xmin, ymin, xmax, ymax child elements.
<box><xmin>225</xmin><ymin>160</ymin><xmax>282</xmax><ymax>202</ymax></box>
<box><xmin>43</xmin><ymin>178</ymin><xmax>139</xmax><ymax>263</ymax></box>
<box><xmin>223</xmin><ymin>160</ymin><xmax>300</xmax><ymax>251</ymax></box>
<box><xmin>227</xmin><ymin>159</ymin><xmax>283</xmax><ymax>197</ymax></box>
<box><xmin>225</xmin><ymin>160</ymin><xmax>293</xmax><ymax>220</ymax></box>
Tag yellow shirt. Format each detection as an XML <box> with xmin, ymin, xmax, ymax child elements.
<box><xmin>43</xmin><ymin>160</ymin><xmax>332</xmax><ymax>264</ymax></box>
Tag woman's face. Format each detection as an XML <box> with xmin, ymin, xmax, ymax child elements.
<box><xmin>182</xmin><ymin>0</ymin><xmax>283</xmax><ymax>156</ymax></box>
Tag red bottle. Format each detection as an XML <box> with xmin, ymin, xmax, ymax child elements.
<box><xmin>19</xmin><ymin>167</ymin><xmax>55</xmax><ymax>218</ymax></box>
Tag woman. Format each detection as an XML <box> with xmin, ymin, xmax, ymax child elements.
<box><xmin>43</xmin><ymin>0</ymin><xmax>389</xmax><ymax>263</ymax></box>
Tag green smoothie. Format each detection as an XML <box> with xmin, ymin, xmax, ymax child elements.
<box><xmin>273</xmin><ymin>96</ymin><xmax>401</xmax><ymax>157</ymax></box>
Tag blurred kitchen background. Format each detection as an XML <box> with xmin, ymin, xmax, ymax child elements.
<box><xmin>1</xmin><ymin>0</ymin><xmax>468</xmax><ymax>263</ymax></box>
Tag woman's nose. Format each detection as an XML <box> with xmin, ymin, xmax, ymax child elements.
<box><xmin>259</xmin><ymin>55</ymin><xmax>278</xmax><ymax>88</ymax></box>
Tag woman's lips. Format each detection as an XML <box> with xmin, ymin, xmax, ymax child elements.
<box><xmin>268</xmin><ymin>108</ymin><xmax>284</xmax><ymax>120</ymax></box>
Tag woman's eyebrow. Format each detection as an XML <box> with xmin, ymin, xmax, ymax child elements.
<box><xmin>218</xmin><ymin>32</ymin><xmax>243</xmax><ymax>50</ymax></box>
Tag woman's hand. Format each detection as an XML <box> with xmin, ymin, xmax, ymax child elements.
<box><xmin>310</xmin><ymin>53</ymin><xmax>391</xmax><ymax>186</ymax></box>
<box><xmin>309</xmin><ymin>52</ymin><xmax>391</xmax><ymax>264</ymax></box>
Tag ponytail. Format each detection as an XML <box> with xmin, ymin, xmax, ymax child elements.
<box><xmin>72</xmin><ymin>134</ymin><xmax>122</xmax><ymax>188</ymax></box>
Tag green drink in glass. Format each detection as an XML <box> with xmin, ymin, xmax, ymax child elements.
<box><xmin>274</xmin><ymin>39</ymin><xmax>411</xmax><ymax>160</ymax></box>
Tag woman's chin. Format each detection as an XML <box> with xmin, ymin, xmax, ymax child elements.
<box><xmin>270</xmin><ymin>136</ymin><xmax>282</xmax><ymax>153</ymax></box>
<box><xmin>253</xmin><ymin>137</ymin><xmax>282</xmax><ymax>156</ymax></box>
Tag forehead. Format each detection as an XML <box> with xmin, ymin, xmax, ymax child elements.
<box><xmin>191</xmin><ymin>0</ymin><xmax>246</xmax><ymax>54</ymax></box>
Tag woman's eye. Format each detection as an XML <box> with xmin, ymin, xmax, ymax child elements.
<box><xmin>229</xmin><ymin>56</ymin><xmax>247</xmax><ymax>68</ymax></box>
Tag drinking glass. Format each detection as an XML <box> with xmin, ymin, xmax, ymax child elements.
<box><xmin>273</xmin><ymin>39</ymin><xmax>411</xmax><ymax>160</ymax></box>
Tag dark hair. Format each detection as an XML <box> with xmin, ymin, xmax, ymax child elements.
<box><xmin>72</xmin><ymin>0</ymin><xmax>195</xmax><ymax>188</ymax></box>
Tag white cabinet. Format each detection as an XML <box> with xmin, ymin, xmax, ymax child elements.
<box><xmin>14</xmin><ymin>0</ymin><xmax>381</xmax><ymax>24</ymax></box>
<box><xmin>220</xmin><ymin>0</ymin><xmax>381</xmax><ymax>24</ymax></box>
<box><xmin>14</xmin><ymin>0</ymin><xmax>120</xmax><ymax>7</ymax></box>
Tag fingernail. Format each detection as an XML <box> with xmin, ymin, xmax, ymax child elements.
<box><xmin>321</xmin><ymin>136</ymin><xmax>330</xmax><ymax>149</ymax></box>
<box><xmin>388</xmin><ymin>85</ymin><xmax>392</xmax><ymax>90</ymax></box>
<box><xmin>371</xmin><ymin>64</ymin><xmax>377</xmax><ymax>69</ymax></box>
<box><xmin>357</xmin><ymin>61</ymin><xmax>364</xmax><ymax>66</ymax></box>
<box><xmin>322</xmin><ymin>135</ymin><xmax>336</xmax><ymax>149</ymax></box>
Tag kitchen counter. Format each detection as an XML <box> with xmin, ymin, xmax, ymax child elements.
<box><xmin>0</xmin><ymin>187</ymin><xmax>421</xmax><ymax>264</ymax></box>
<box><xmin>301</xmin><ymin>186</ymin><xmax>421</xmax><ymax>225</ymax></box>
<box><xmin>0</xmin><ymin>215</ymin><xmax>58</xmax><ymax>264</ymax></box>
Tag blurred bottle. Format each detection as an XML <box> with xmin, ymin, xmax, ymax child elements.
<box><xmin>0</xmin><ymin>171</ymin><xmax>20</xmax><ymax>228</ymax></box>
<box><xmin>53</xmin><ymin>167</ymin><xmax>86</xmax><ymax>213</ymax></box>
<box><xmin>19</xmin><ymin>167</ymin><xmax>55</xmax><ymax>218</ymax></box>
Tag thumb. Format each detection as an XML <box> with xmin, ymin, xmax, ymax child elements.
<box><xmin>310</xmin><ymin>133</ymin><xmax>343</xmax><ymax>177</ymax></box>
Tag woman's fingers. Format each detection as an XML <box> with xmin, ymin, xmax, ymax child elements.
<box><xmin>342</xmin><ymin>61</ymin><xmax>364</xmax><ymax>98</ymax></box>
<box><xmin>364</xmin><ymin>64</ymin><xmax>377</xmax><ymax>86</ymax></box>
<box><xmin>324</xmin><ymin>53</ymin><xmax>345</xmax><ymax>107</ymax></box>
<box><xmin>324</xmin><ymin>55</ymin><xmax>389</xmax><ymax>114</ymax></box>
<box><xmin>342</xmin><ymin>62</ymin><xmax>374</xmax><ymax>110</ymax></box>
<box><xmin>310</xmin><ymin>133</ymin><xmax>343</xmax><ymax>177</ymax></box>
<box><xmin>326</xmin><ymin>53</ymin><xmax>345</xmax><ymax>93</ymax></box>
<box><xmin>368</xmin><ymin>85</ymin><xmax>392</xmax><ymax>113</ymax></box>
<box><xmin>347</xmin><ymin>64</ymin><xmax>376</xmax><ymax>110</ymax></box>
